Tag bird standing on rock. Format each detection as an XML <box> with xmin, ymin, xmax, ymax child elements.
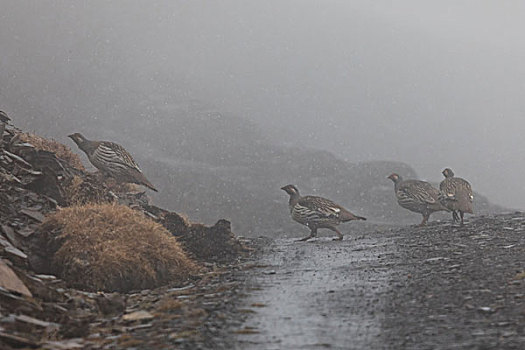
<box><xmin>439</xmin><ymin>168</ymin><xmax>473</xmax><ymax>225</ymax></box>
<box><xmin>281</xmin><ymin>184</ymin><xmax>366</xmax><ymax>241</ymax></box>
<box><xmin>387</xmin><ymin>173</ymin><xmax>447</xmax><ymax>226</ymax></box>
<box><xmin>68</xmin><ymin>133</ymin><xmax>158</xmax><ymax>191</ymax></box>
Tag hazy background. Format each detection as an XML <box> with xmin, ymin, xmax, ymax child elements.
<box><xmin>0</xmin><ymin>1</ymin><xmax>523</xmax><ymax>232</ymax></box>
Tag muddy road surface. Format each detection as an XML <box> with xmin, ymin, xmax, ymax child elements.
<box><xmin>234</xmin><ymin>223</ymin><xmax>397</xmax><ymax>349</ymax></box>
<box><xmin>231</xmin><ymin>214</ymin><xmax>525</xmax><ymax>349</ymax></box>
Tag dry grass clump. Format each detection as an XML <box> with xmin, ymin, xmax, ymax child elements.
<box><xmin>63</xmin><ymin>175</ymin><xmax>138</xmax><ymax>206</ymax></box>
<box><xmin>40</xmin><ymin>203</ymin><xmax>198</xmax><ymax>292</ymax></box>
<box><xmin>19</xmin><ymin>132</ymin><xmax>85</xmax><ymax>170</ymax></box>
<box><xmin>64</xmin><ymin>175</ymin><xmax>112</xmax><ymax>205</ymax></box>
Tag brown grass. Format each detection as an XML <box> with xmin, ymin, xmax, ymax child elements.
<box><xmin>40</xmin><ymin>203</ymin><xmax>198</xmax><ymax>292</ymax></box>
<box><xmin>19</xmin><ymin>132</ymin><xmax>85</xmax><ymax>170</ymax></box>
<box><xmin>64</xmin><ymin>175</ymin><xmax>111</xmax><ymax>205</ymax></box>
<box><xmin>63</xmin><ymin>175</ymin><xmax>140</xmax><ymax>206</ymax></box>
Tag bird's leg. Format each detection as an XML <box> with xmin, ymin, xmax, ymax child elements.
<box><xmin>452</xmin><ymin>211</ymin><xmax>459</xmax><ymax>222</ymax></box>
<box><xmin>330</xmin><ymin>227</ymin><xmax>344</xmax><ymax>241</ymax></box>
<box><xmin>419</xmin><ymin>213</ymin><xmax>429</xmax><ymax>227</ymax></box>
<box><xmin>460</xmin><ymin>211</ymin><xmax>465</xmax><ymax>226</ymax></box>
<box><xmin>298</xmin><ymin>227</ymin><xmax>316</xmax><ymax>242</ymax></box>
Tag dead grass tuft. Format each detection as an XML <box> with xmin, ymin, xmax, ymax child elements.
<box><xmin>19</xmin><ymin>132</ymin><xmax>85</xmax><ymax>170</ymax></box>
<box><xmin>64</xmin><ymin>175</ymin><xmax>111</xmax><ymax>205</ymax></box>
<box><xmin>40</xmin><ymin>203</ymin><xmax>198</xmax><ymax>292</ymax></box>
<box><xmin>63</xmin><ymin>175</ymin><xmax>140</xmax><ymax>206</ymax></box>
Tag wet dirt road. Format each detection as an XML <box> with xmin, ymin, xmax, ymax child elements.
<box><xmin>235</xmin><ymin>225</ymin><xmax>398</xmax><ymax>349</ymax></box>
<box><xmin>230</xmin><ymin>214</ymin><xmax>525</xmax><ymax>350</ymax></box>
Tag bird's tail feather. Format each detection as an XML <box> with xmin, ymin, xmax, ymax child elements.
<box><xmin>132</xmin><ymin>170</ymin><xmax>158</xmax><ymax>192</ymax></box>
<box><xmin>340</xmin><ymin>210</ymin><xmax>367</xmax><ymax>221</ymax></box>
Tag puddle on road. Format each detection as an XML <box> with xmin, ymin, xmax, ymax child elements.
<box><xmin>234</xmin><ymin>235</ymin><xmax>397</xmax><ymax>349</ymax></box>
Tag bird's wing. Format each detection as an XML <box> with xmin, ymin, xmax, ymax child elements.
<box><xmin>398</xmin><ymin>181</ymin><xmax>438</xmax><ymax>204</ymax></box>
<box><xmin>94</xmin><ymin>141</ymin><xmax>142</xmax><ymax>171</ymax></box>
<box><xmin>298</xmin><ymin>196</ymin><xmax>342</xmax><ymax>219</ymax></box>
<box><xmin>458</xmin><ymin>178</ymin><xmax>474</xmax><ymax>201</ymax></box>
<box><xmin>439</xmin><ymin>178</ymin><xmax>457</xmax><ymax>200</ymax></box>
<box><xmin>441</xmin><ymin>178</ymin><xmax>473</xmax><ymax>202</ymax></box>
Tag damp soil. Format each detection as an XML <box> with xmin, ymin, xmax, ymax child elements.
<box><xmin>228</xmin><ymin>214</ymin><xmax>525</xmax><ymax>349</ymax></box>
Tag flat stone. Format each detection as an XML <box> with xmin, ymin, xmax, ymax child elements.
<box><xmin>5</xmin><ymin>246</ymin><xmax>28</xmax><ymax>259</ymax></box>
<box><xmin>15</xmin><ymin>314</ymin><xmax>59</xmax><ymax>329</ymax></box>
<box><xmin>0</xmin><ymin>259</ymin><xmax>32</xmax><ymax>297</ymax></box>
<box><xmin>0</xmin><ymin>331</ymin><xmax>39</xmax><ymax>348</ymax></box>
<box><xmin>41</xmin><ymin>339</ymin><xmax>84</xmax><ymax>349</ymax></box>
<box><xmin>34</xmin><ymin>274</ymin><xmax>57</xmax><ymax>281</ymax></box>
<box><xmin>1</xmin><ymin>224</ymin><xmax>19</xmax><ymax>246</ymax></box>
<box><xmin>0</xmin><ymin>235</ymin><xmax>14</xmax><ymax>248</ymax></box>
<box><xmin>20</xmin><ymin>209</ymin><xmax>45</xmax><ymax>223</ymax></box>
<box><xmin>122</xmin><ymin>310</ymin><xmax>154</xmax><ymax>322</ymax></box>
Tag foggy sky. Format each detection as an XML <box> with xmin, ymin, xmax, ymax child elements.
<box><xmin>1</xmin><ymin>1</ymin><xmax>525</xmax><ymax>208</ymax></box>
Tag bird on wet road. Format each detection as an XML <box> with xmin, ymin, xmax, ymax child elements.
<box><xmin>439</xmin><ymin>168</ymin><xmax>473</xmax><ymax>225</ymax></box>
<box><xmin>387</xmin><ymin>173</ymin><xmax>447</xmax><ymax>226</ymax></box>
<box><xmin>281</xmin><ymin>184</ymin><xmax>366</xmax><ymax>241</ymax></box>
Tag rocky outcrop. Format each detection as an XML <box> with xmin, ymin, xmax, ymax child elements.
<box><xmin>0</xmin><ymin>117</ymin><xmax>247</xmax><ymax>348</ymax></box>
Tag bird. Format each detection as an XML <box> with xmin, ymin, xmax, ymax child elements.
<box><xmin>387</xmin><ymin>173</ymin><xmax>447</xmax><ymax>226</ymax></box>
<box><xmin>439</xmin><ymin>168</ymin><xmax>473</xmax><ymax>225</ymax></box>
<box><xmin>68</xmin><ymin>133</ymin><xmax>158</xmax><ymax>192</ymax></box>
<box><xmin>281</xmin><ymin>184</ymin><xmax>366</xmax><ymax>241</ymax></box>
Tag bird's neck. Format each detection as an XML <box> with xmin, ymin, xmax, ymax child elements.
<box><xmin>78</xmin><ymin>140</ymin><xmax>96</xmax><ymax>155</ymax></box>
<box><xmin>394</xmin><ymin>178</ymin><xmax>403</xmax><ymax>191</ymax></box>
<box><xmin>288</xmin><ymin>193</ymin><xmax>301</xmax><ymax>207</ymax></box>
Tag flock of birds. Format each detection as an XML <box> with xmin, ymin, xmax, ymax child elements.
<box><xmin>68</xmin><ymin>132</ymin><xmax>473</xmax><ymax>242</ymax></box>
<box><xmin>282</xmin><ymin>169</ymin><xmax>473</xmax><ymax>241</ymax></box>
<box><xmin>1</xmin><ymin>111</ymin><xmax>475</xmax><ymax>242</ymax></box>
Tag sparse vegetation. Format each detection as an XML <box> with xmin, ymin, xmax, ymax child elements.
<box><xmin>63</xmin><ymin>175</ymin><xmax>138</xmax><ymax>205</ymax></box>
<box><xmin>40</xmin><ymin>203</ymin><xmax>199</xmax><ymax>292</ymax></box>
<box><xmin>18</xmin><ymin>132</ymin><xmax>85</xmax><ymax>170</ymax></box>
<box><xmin>63</xmin><ymin>175</ymin><xmax>111</xmax><ymax>205</ymax></box>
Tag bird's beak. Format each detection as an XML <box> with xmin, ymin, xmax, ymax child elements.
<box><xmin>67</xmin><ymin>134</ymin><xmax>74</xmax><ymax>139</ymax></box>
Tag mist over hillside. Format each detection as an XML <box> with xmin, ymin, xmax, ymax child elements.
<box><xmin>6</xmin><ymin>94</ymin><xmax>505</xmax><ymax>235</ymax></box>
<box><xmin>0</xmin><ymin>1</ymin><xmax>515</xmax><ymax>235</ymax></box>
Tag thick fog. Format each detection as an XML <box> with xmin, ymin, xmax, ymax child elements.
<box><xmin>1</xmin><ymin>1</ymin><xmax>525</xmax><ymax>209</ymax></box>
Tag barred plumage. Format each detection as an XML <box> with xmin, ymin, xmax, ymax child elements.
<box><xmin>388</xmin><ymin>173</ymin><xmax>447</xmax><ymax>226</ymax></box>
<box><xmin>281</xmin><ymin>184</ymin><xmax>366</xmax><ymax>241</ymax></box>
<box><xmin>439</xmin><ymin>168</ymin><xmax>473</xmax><ymax>225</ymax></box>
<box><xmin>68</xmin><ymin>133</ymin><xmax>158</xmax><ymax>192</ymax></box>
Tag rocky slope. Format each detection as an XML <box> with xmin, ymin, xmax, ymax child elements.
<box><xmin>0</xmin><ymin>116</ymin><xmax>248</xmax><ymax>349</ymax></box>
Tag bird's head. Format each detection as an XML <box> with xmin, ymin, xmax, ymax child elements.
<box><xmin>387</xmin><ymin>173</ymin><xmax>401</xmax><ymax>183</ymax></box>
<box><xmin>442</xmin><ymin>168</ymin><xmax>454</xmax><ymax>178</ymax></box>
<box><xmin>281</xmin><ymin>184</ymin><xmax>300</xmax><ymax>197</ymax></box>
<box><xmin>68</xmin><ymin>132</ymin><xmax>87</xmax><ymax>146</ymax></box>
